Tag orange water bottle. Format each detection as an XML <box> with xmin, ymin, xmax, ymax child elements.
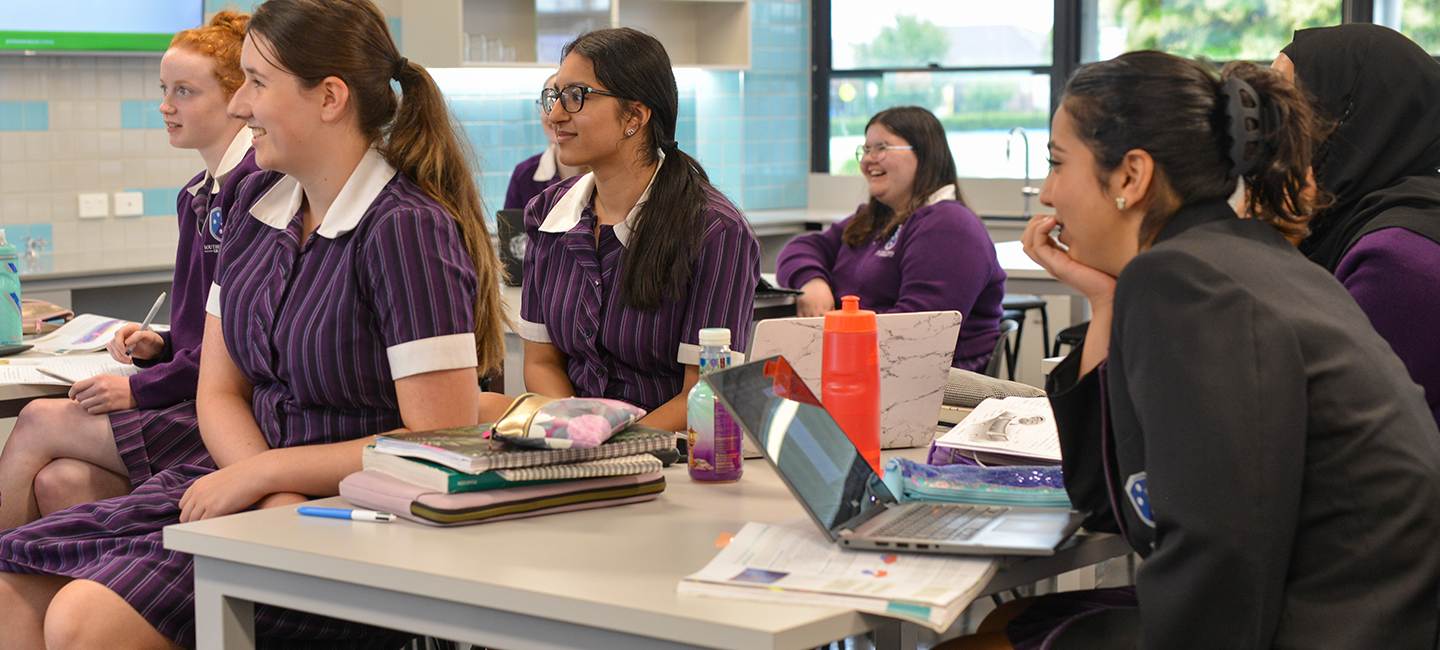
<box><xmin>822</xmin><ymin>295</ymin><xmax>882</xmax><ymax>475</ymax></box>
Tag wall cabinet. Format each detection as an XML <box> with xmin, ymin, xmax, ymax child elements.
<box><xmin>402</xmin><ymin>0</ymin><xmax>750</xmax><ymax>69</ymax></box>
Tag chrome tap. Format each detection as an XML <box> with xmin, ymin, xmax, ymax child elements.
<box><xmin>1007</xmin><ymin>127</ymin><xmax>1041</xmax><ymax>218</ymax></box>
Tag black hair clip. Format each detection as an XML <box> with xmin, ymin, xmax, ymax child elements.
<box><xmin>1222</xmin><ymin>77</ymin><xmax>1264</xmax><ymax>177</ymax></box>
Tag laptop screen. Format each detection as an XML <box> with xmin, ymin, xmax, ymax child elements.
<box><xmin>704</xmin><ymin>356</ymin><xmax>897</xmax><ymax>541</ymax></box>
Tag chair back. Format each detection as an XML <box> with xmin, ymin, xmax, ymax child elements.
<box><xmin>983</xmin><ymin>318</ymin><xmax>1020</xmax><ymax>378</ymax></box>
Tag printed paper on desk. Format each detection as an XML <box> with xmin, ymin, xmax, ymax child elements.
<box><xmin>678</xmin><ymin>517</ymin><xmax>996</xmax><ymax>632</ymax></box>
<box><xmin>30</xmin><ymin>314</ymin><xmax>131</xmax><ymax>354</ymax></box>
<box><xmin>933</xmin><ymin>397</ymin><xmax>1061</xmax><ymax>464</ymax></box>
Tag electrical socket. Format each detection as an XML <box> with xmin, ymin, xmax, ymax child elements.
<box><xmin>78</xmin><ymin>193</ymin><xmax>108</xmax><ymax>219</ymax></box>
<box><xmin>113</xmin><ymin>191</ymin><xmax>144</xmax><ymax>217</ymax></box>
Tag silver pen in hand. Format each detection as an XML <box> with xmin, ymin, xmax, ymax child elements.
<box><xmin>126</xmin><ymin>292</ymin><xmax>167</xmax><ymax>357</ymax></box>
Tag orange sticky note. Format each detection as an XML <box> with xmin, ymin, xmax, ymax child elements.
<box><xmin>715</xmin><ymin>532</ymin><xmax>735</xmax><ymax>547</ymax></box>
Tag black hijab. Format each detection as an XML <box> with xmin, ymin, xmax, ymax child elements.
<box><xmin>1282</xmin><ymin>24</ymin><xmax>1440</xmax><ymax>270</ymax></box>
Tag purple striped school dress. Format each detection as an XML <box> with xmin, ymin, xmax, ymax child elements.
<box><xmin>517</xmin><ymin>160</ymin><xmax>761</xmax><ymax>412</ymax></box>
<box><xmin>0</xmin><ymin>149</ymin><xmax>479</xmax><ymax>650</ymax></box>
<box><xmin>110</xmin><ymin>129</ymin><xmax>260</xmax><ymax>486</ymax></box>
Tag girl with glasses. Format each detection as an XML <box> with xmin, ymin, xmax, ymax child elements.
<box><xmin>0</xmin><ymin>0</ymin><xmax>508</xmax><ymax>646</ymax></box>
<box><xmin>518</xmin><ymin>28</ymin><xmax>760</xmax><ymax>432</ymax></box>
<box><xmin>0</xmin><ymin>11</ymin><xmax>261</xmax><ymax>531</ymax></box>
<box><xmin>777</xmin><ymin>106</ymin><xmax>1005</xmax><ymax>371</ymax></box>
<box><xmin>504</xmin><ymin>73</ymin><xmax>586</xmax><ymax>212</ymax></box>
<box><xmin>940</xmin><ymin>51</ymin><xmax>1440</xmax><ymax>650</ymax></box>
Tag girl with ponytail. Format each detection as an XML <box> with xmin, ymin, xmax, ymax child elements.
<box><xmin>0</xmin><ymin>0</ymin><xmax>506</xmax><ymax>646</ymax></box>
<box><xmin>940</xmin><ymin>51</ymin><xmax>1440</xmax><ymax>650</ymax></box>
<box><xmin>519</xmin><ymin>27</ymin><xmax>760</xmax><ymax>431</ymax></box>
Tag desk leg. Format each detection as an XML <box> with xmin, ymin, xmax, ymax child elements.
<box><xmin>872</xmin><ymin>621</ymin><xmax>919</xmax><ymax>650</ymax></box>
<box><xmin>194</xmin><ymin>558</ymin><xmax>256</xmax><ymax>650</ymax></box>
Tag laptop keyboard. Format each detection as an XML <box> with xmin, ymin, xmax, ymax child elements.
<box><xmin>873</xmin><ymin>504</ymin><xmax>1009</xmax><ymax>541</ymax></box>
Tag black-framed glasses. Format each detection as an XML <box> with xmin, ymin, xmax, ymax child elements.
<box><xmin>856</xmin><ymin>143</ymin><xmax>914</xmax><ymax>163</ymax></box>
<box><xmin>540</xmin><ymin>84</ymin><xmax>629</xmax><ymax>115</ymax></box>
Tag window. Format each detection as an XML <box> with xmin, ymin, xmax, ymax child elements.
<box><xmin>821</xmin><ymin>0</ymin><xmax>1054</xmax><ymax>178</ymax></box>
<box><xmin>1375</xmin><ymin>0</ymin><xmax>1440</xmax><ymax>55</ymax></box>
<box><xmin>1083</xmin><ymin>0</ymin><xmax>1342</xmax><ymax>63</ymax></box>
<box><xmin>814</xmin><ymin>2</ymin><xmax>1420</xmax><ymax>178</ymax></box>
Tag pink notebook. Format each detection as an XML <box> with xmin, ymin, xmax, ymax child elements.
<box><xmin>339</xmin><ymin>469</ymin><xmax>665</xmax><ymax>526</ymax></box>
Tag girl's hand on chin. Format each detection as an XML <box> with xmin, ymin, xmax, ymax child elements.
<box><xmin>1020</xmin><ymin>214</ymin><xmax>1117</xmax><ymax>306</ymax></box>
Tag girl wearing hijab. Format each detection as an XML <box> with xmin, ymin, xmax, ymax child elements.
<box><xmin>1276</xmin><ymin>24</ymin><xmax>1440</xmax><ymax>423</ymax></box>
<box><xmin>938</xmin><ymin>50</ymin><xmax>1440</xmax><ymax>650</ymax></box>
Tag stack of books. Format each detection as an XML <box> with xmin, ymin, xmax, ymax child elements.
<box><xmin>339</xmin><ymin>424</ymin><xmax>674</xmax><ymax>526</ymax></box>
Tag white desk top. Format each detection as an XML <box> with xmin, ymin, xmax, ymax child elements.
<box><xmin>166</xmin><ymin>449</ymin><xmax>1127</xmax><ymax>650</ymax></box>
<box><xmin>167</xmin><ymin>459</ymin><xmax>883</xmax><ymax>649</ymax></box>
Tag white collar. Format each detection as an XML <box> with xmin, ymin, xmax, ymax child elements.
<box><xmin>187</xmin><ymin>128</ymin><xmax>255</xmax><ymax>196</ymax></box>
<box><xmin>924</xmin><ymin>184</ymin><xmax>958</xmax><ymax>206</ymax></box>
<box><xmin>538</xmin><ymin>150</ymin><xmax>665</xmax><ymax>247</ymax></box>
<box><xmin>533</xmin><ymin>143</ymin><xmax>559</xmax><ymax>182</ymax></box>
<box><xmin>248</xmin><ymin>148</ymin><xmax>398</xmax><ymax>239</ymax></box>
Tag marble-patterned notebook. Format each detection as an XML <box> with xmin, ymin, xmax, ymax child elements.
<box><xmin>748</xmin><ymin>311</ymin><xmax>962</xmax><ymax>449</ymax></box>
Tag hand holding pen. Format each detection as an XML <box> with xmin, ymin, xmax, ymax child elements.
<box><xmin>108</xmin><ymin>292</ymin><xmax>167</xmax><ymax>363</ymax></box>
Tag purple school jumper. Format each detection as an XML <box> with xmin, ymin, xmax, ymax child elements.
<box><xmin>1335</xmin><ymin>228</ymin><xmax>1440</xmax><ymax>423</ymax></box>
<box><xmin>110</xmin><ymin>129</ymin><xmax>259</xmax><ymax>486</ymax></box>
<box><xmin>776</xmin><ymin>186</ymin><xmax>1006</xmax><ymax>371</ymax></box>
<box><xmin>0</xmin><ymin>150</ymin><xmax>478</xmax><ymax>649</ymax></box>
<box><xmin>518</xmin><ymin>160</ymin><xmax>761</xmax><ymax>412</ymax></box>
<box><xmin>504</xmin><ymin>145</ymin><xmax>563</xmax><ymax>211</ymax></box>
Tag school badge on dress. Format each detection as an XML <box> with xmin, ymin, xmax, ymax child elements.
<box><xmin>208</xmin><ymin>207</ymin><xmax>224</xmax><ymax>241</ymax></box>
<box><xmin>1125</xmin><ymin>471</ymin><xmax>1154</xmax><ymax>527</ymax></box>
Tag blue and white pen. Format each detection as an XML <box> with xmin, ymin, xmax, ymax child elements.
<box><xmin>297</xmin><ymin>506</ymin><xmax>396</xmax><ymax>523</ymax></box>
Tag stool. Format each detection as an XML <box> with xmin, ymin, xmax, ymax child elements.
<box><xmin>1000</xmin><ymin>294</ymin><xmax>1049</xmax><ymax>379</ymax></box>
<box><xmin>1052</xmin><ymin>320</ymin><xmax>1090</xmax><ymax>358</ymax></box>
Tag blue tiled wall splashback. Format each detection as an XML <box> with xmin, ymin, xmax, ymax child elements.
<box><xmin>433</xmin><ymin>0</ymin><xmax>809</xmax><ymax>213</ymax></box>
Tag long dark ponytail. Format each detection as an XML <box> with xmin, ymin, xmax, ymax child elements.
<box><xmin>248</xmin><ymin>0</ymin><xmax>507</xmax><ymax>376</ymax></box>
<box><xmin>1062</xmin><ymin>51</ymin><xmax>1328</xmax><ymax>243</ymax></box>
<box><xmin>562</xmin><ymin>28</ymin><xmax>718</xmax><ymax>311</ymax></box>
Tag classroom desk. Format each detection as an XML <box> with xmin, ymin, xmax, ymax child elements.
<box><xmin>165</xmin><ymin>454</ymin><xmax>1130</xmax><ymax>650</ymax></box>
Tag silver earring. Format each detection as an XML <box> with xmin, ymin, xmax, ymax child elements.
<box><xmin>1116</xmin><ymin>197</ymin><xmax>1126</xmax><ymax>210</ymax></box>
<box><xmin>626</xmin><ymin>129</ymin><xmax>635</xmax><ymax>136</ymax></box>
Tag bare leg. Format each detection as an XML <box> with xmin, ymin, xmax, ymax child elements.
<box><xmin>931</xmin><ymin>598</ymin><xmax>1034</xmax><ymax>650</ymax></box>
<box><xmin>34</xmin><ymin>459</ymin><xmax>131</xmax><ymax>516</ymax></box>
<box><xmin>0</xmin><ymin>572</ymin><xmax>70</xmax><ymax>650</ymax></box>
<box><xmin>44</xmin><ymin>579</ymin><xmax>183</xmax><ymax>650</ymax></box>
<box><xmin>0</xmin><ymin>399</ymin><xmax>128</xmax><ymax>530</ymax></box>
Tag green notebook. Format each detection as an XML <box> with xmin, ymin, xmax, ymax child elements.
<box><xmin>372</xmin><ymin>424</ymin><xmax>674</xmax><ymax>473</ymax></box>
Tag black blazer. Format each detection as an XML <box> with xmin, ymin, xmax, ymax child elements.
<box><xmin>1049</xmin><ymin>200</ymin><xmax>1440</xmax><ymax>649</ymax></box>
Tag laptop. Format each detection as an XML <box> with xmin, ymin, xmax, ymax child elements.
<box><xmin>748</xmin><ymin>311</ymin><xmax>961</xmax><ymax>449</ymax></box>
<box><xmin>495</xmin><ymin>209</ymin><xmax>525</xmax><ymax>287</ymax></box>
<box><xmin>704</xmin><ymin>355</ymin><xmax>1085</xmax><ymax>556</ymax></box>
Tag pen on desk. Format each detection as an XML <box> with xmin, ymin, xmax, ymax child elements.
<box><xmin>36</xmin><ymin>367</ymin><xmax>79</xmax><ymax>384</ymax></box>
<box><xmin>297</xmin><ymin>506</ymin><xmax>396</xmax><ymax>523</ymax></box>
<box><xmin>126</xmin><ymin>292</ymin><xmax>167</xmax><ymax>356</ymax></box>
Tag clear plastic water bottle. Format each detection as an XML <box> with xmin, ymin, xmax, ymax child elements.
<box><xmin>687</xmin><ymin>327</ymin><xmax>743</xmax><ymax>483</ymax></box>
<box><xmin>0</xmin><ymin>230</ymin><xmax>22</xmax><ymax>345</ymax></box>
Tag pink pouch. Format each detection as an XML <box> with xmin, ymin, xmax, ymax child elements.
<box><xmin>339</xmin><ymin>469</ymin><xmax>665</xmax><ymax>526</ymax></box>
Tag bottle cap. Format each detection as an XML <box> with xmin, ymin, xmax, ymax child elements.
<box><xmin>698</xmin><ymin>327</ymin><xmax>731</xmax><ymax>346</ymax></box>
<box><xmin>824</xmin><ymin>295</ymin><xmax>876</xmax><ymax>333</ymax></box>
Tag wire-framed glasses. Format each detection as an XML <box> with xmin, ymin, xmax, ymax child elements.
<box><xmin>540</xmin><ymin>84</ymin><xmax>629</xmax><ymax>114</ymax></box>
<box><xmin>855</xmin><ymin>143</ymin><xmax>914</xmax><ymax>163</ymax></box>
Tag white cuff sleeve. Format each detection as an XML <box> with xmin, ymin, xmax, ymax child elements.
<box><xmin>386</xmin><ymin>333</ymin><xmax>478</xmax><ymax>380</ymax></box>
<box><xmin>676</xmin><ymin>344</ymin><xmax>746</xmax><ymax>366</ymax></box>
<box><xmin>516</xmin><ymin>317</ymin><xmax>551</xmax><ymax>343</ymax></box>
<box><xmin>205</xmin><ymin>282</ymin><xmax>222</xmax><ymax>317</ymax></box>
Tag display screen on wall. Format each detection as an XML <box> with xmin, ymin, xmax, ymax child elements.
<box><xmin>0</xmin><ymin>0</ymin><xmax>203</xmax><ymax>52</ymax></box>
